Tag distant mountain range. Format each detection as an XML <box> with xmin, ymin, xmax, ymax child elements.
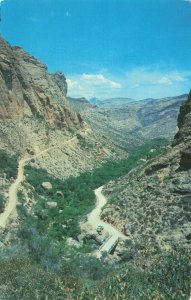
<box><xmin>89</xmin><ymin>97</ymin><xmax>136</xmax><ymax>106</ymax></box>
<box><xmin>89</xmin><ymin>94</ymin><xmax>188</xmax><ymax>107</ymax></box>
<box><xmin>68</xmin><ymin>94</ymin><xmax>188</xmax><ymax>149</ymax></box>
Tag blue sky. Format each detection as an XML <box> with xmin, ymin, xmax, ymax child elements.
<box><xmin>1</xmin><ymin>0</ymin><xmax>191</xmax><ymax>99</ymax></box>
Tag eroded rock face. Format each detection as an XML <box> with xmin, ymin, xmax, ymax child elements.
<box><xmin>102</xmin><ymin>92</ymin><xmax>191</xmax><ymax>250</ymax></box>
<box><xmin>0</xmin><ymin>36</ymin><xmax>82</xmax><ymax>129</ymax></box>
<box><xmin>174</xmin><ymin>91</ymin><xmax>191</xmax><ymax>145</ymax></box>
<box><xmin>51</xmin><ymin>72</ymin><xmax>68</xmax><ymax>96</ymax></box>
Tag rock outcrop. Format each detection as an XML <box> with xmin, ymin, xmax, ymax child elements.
<box><xmin>174</xmin><ymin>92</ymin><xmax>191</xmax><ymax>145</ymax></box>
<box><xmin>102</xmin><ymin>91</ymin><xmax>191</xmax><ymax>250</ymax></box>
<box><xmin>0</xmin><ymin>36</ymin><xmax>82</xmax><ymax>129</ymax></box>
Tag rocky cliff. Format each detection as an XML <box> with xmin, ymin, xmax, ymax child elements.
<box><xmin>174</xmin><ymin>92</ymin><xmax>191</xmax><ymax>147</ymax></box>
<box><xmin>0</xmin><ymin>36</ymin><xmax>82</xmax><ymax>129</ymax></box>
<box><xmin>102</xmin><ymin>91</ymin><xmax>191</xmax><ymax>251</ymax></box>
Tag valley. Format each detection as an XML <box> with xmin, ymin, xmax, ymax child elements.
<box><xmin>69</xmin><ymin>94</ymin><xmax>187</xmax><ymax>149</ymax></box>
<box><xmin>0</xmin><ymin>35</ymin><xmax>190</xmax><ymax>300</ymax></box>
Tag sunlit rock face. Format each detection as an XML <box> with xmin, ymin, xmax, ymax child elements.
<box><xmin>0</xmin><ymin>36</ymin><xmax>82</xmax><ymax>129</ymax></box>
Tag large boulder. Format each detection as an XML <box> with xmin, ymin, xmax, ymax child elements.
<box><xmin>41</xmin><ymin>182</ymin><xmax>52</xmax><ymax>190</ymax></box>
<box><xmin>47</xmin><ymin>201</ymin><xmax>57</xmax><ymax>208</ymax></box>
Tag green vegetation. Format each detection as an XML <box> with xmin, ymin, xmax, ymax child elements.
<box><xmin>21</xmin><ymin>166</ymin><xmax>95</xmax><ymax>240</ymax></box>
<box><xmin>87</xmin><ymin>138</ymin><xmax>167</xmax><ymax>187</ymax></box>
<box><xmin>91</xmin><ymin>248</ymin><xmax>190</xmax><ymax>300</ymax></box>
<box><xmin>14</xmin><ymin>138</ymin><xmax>168</xmax><ymax>282</ymax></box>
<box><xmin>0</xmin><ymin>150</ymin><xmax>18</xmax><ymax>179</ymax></box>
<box><xmin>0</xmin><ymin>246</ymin><xmax>189</xmax><ymax>299</ymax></box>
<box><xmin>0</xmin><ymin>194</ymin><xmax>5</xmax><ymax>213</ymax></box>
<box><xmin>18</xmin><ymin>138</ymin><xmax>166</xmax><ymax>246</ymax></box>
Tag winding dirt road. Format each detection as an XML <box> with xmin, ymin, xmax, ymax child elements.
<box><xmin>0</xmin><ymin>138</ymin><xmax>127</xmax><ymax>259</ymax></box>
<box><xmin>0</xmin><ymin>157</ymin><xmax>30</xmax><ymax>228</ymax></box>
<box><xmin>0</xmin><ymin>137</ymin><xmax>76</xmax><ymax>228</ymax></box>
<box><xmin>83</xmin><ymin>186</ymin><xmax>127</xmax><ymax>257</ymax></box>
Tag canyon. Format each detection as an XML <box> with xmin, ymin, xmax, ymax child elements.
<box><xmin>0</xmin><ymin>36</ymin><xmax>190</xmax><ymax>299</ymax></box>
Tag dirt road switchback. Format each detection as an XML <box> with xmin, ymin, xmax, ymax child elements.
<box><xmin>82</xmin><ymin>186</ymin><xmax>128</xmax><ymax>258</ymax></box>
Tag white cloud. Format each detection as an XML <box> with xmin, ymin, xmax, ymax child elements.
<box><xmin>82</xmin><ymin>73</ymin><xmax>121</xmax><ymax>88</ymax></box>
<box><xmin>123</xmin><ymin>69</ymin><xmax>190</xmax><ymax>99</ymax></box>
<box><xmin>67</xmin><ymin>73</ymin><xmax>121</xmax><ymax>99</ymax></box>
<box><xmin>158</xmin><ymin>74</ymin><xmax>187</xmax><ymax>85</ymax></box>
<box><xmin>67</xmin><ymin>69</ymin><xmax>190</xmax><ymax>100</ymax></box>
<box><xmin>171</xmin><ymin>75</ymin><xmax>186</xmax><ymax>82</ymax></box>
<box><xmin>124</xmin><ymin>69</ymin><xmax>187</xmax><ymax>87</ymax></box>
<box><xmin>66</xmin><ymin>79</ymin><xmax>76</xmax><ymax>88</ymax></box>
<box><xmin>0</xmin><ymin>0</ymin><xmax>4</xmax><ymax>3</ymax></box>
<box><xmin>158</xmin><ymin>77</ymin><xmax>172</xmax><ymax>85</ymax></box>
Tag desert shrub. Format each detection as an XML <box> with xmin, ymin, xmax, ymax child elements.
<box><xmin>0</xmin><ymin>255</ymin><xmax>83</xmax><ymax>300</ymax></box>
<box><xmin>0</xmin><ymin>150</ymin><xmax>18</xmax><ymax>179</ymax></box>
<box><xmin>2</xmin><ymin>231</ymin><xmax>189</xmax><ymax>299</ymax></box>
<box><xmin>83</xmin><ymin>248</ymin><xmax>190</xmax><ymax>300</ymax></box>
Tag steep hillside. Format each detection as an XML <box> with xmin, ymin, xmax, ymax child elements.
<box><xmin>0</xmin><ymin>36</ymin><xmax>125</xmax><ymax>180</ymax></box>
<box><xmin>101</xmin><ymin>92</ymin><xmax>191</xmax><ymax>252</ymax></box>
<box><xmin>73</xmin><ymin>95</ymin><xmax>187</xmax><ymax>148</ymax></box>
